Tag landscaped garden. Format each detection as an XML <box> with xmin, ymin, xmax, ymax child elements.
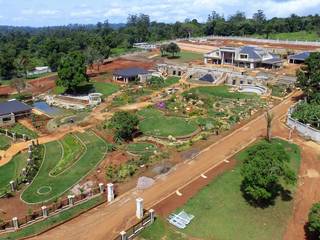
<box><xmin>21</xmin><ymin>131</ymin><xmax>108</xmax><ymax>203</ymax></box>
<box><xmin>8</xmin><ymin>123</ymin><xmax>38</xmax><ymax>139</ymax></box>
<box><xmin>140</xmin><ymin>139</ymin><xmax>301</xmax><ymax>240</ymax></box>
<box><xmin>127</xmin><ymin>142</ymin><xmax>158</xmax><ymax>156</ymax></box>
<box><xmin>0</xmin><ymin>135</ymin><xmax>12</xmax><ymax>150</ymax></box>
<box><xmin>112</xmin><ymin>88</ymin><xmax>153</xmax><ymax>106</ymax></box>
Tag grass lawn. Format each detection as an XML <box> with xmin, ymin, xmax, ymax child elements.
<box><xmin>0</xmin><ymin>195</ymin><xmax>105</xmax><ymax>240</ymax></box>
<box><xmin>270</xmin><ymin>84</ymin><xmax>288</xmax><ymax>98</ymax></box>
<box><xmin>9</xmin><ymin>123</ymin><xmax>38</xmax><ymax>139</ymax></box>
<box><xmin>0</xmin><ymin>135</ymin><xmax>12</xmax><ymax>150</ymax></box>
<box><xmin>162</xmin><ymin>51</ymin><xmax>203</xmax><ymax>63</ymax></box>
<box><xmin>21</xmin><ymin>131</ymin><xmax>108</xmax><ymax>204</ymax></box>
<box><xmin>251</xmin><ymin>31</ymin><xmax>320</xmax><ymax>41</ymax></box>
<box><xmin>140</xmin><ymin>139</ymin><xmax>301</xmax><ymax>240</ymax></box>
<box><xmin>49</xmin><ymin>134</ymin><xmax>85</xmax><ymax>176</ymax></box>
<box><xmin>0</xmin><ymin>152</ymin><xmax>28</xmax><ymax>195</ymax></box>
<box><xmin>163</xmin><ymin>76</ymin><xmax>180</xmax><ymax>88</ymax></box>
<box><xmin>110</xmin><ymin>47</ymin><xmax>140</xmax><ymax>57</ymax></box>
<box><xmin>138</xmin><ymin>108</ymin><xmax>198</xmax><ymax>138</ymax></box>
<box><xmin>127</xmin><ymin>142</ymin><xmax>157</xmax><ymax>156</ymax></box>
<box><xmin>187</xmin><ymin>86</ymin><xmax>257</xmax><ymax>99</ymax></box>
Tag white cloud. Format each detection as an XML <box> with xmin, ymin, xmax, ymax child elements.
<box><xmin>37</xmin><ymin>9</ymin><xmax>60</xmax><ymax>16</ymax></box>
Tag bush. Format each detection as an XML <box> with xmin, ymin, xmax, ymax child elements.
<box><xmin>308</xmin><ymin>203</ymin><xmax>320</xmax><ymax>237</ymax></box>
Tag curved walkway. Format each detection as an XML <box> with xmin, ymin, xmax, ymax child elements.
<box><xmin>28</xmin><ymin>92</ymin><xmax>301</xmax><ymax>240</ymax></box>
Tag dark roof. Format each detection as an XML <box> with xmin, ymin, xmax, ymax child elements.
<box><xmin>199</xmin><ymin>74</ymin><xmax>215</xmax><ymax>83</ymax></box>
<box><xmin>288</xmin><ymin>52</ymin><xmax>311</xmax><ymax>61</ymax></box>
<box><xmin>113</xmin><ymin>67</ymin><xmax>149</xmax><ymax>78</ymax></box>
<box><xmin>0</xmin><ymin>100</ymin><xmax>32</xmax><ymax>116</ymax></box>
<box><xmin>239</xmin><ymin>46</ymin><xmax>261</xmax><ymax>60</ymax></box>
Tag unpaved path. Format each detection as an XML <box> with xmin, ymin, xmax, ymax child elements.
<box><xmin>26</xmin><ymin>91</ymin><xmax>300</xmax><ymax>240</ymax></box>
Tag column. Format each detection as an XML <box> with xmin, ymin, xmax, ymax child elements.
<box><xmin>5</xmin><ymin>129</ymin><xmax>8</xmax><ymax>136</ymax></box>
<box><xmin>149</xmin><ymin>209</ymin><xmax>155</xmax><ymax>224</ymax></box>
<box><xmin>136</xmin><ymin>198</ymin><xmax>144</xmax><ymax>219</ymax></box>
<box><xmin>22</xmin><ymin>134</ymin><xmax>26</xmax><ymax>141</ymax></box>
<box><xmin>107</xmin><ymin>183</ymin><xmax>114</xmax><ymax>202</ymax></box>
<box><xmin>41</xmin><ymin>206</ymin><xmax>48</xmax><ymax>218</ymax></box>
<box><xmin>98</xmin><ymin>183</ymin><xmax>104</xmax><ymax>194</ymax></box>
<box><xmin>21</xmin><ymin>168</ymin><xmax>27</xmax><ymax>177</ymax></box>
<box><xmin>12</xmin><ymin>217</ymin><xmax>19</xmax><ymax>229</ymax></box>
<box><xmin>68</xmin><ymin>195</ymin><xmax>75</xmax><ymax>206</ymax></box>
<box><xmin>10</xmin><ymin>180</ymin><xmax>16</xmax><ymax>192</ymax></box>
<box><xmin>12</xmin><ymin>133</ymin><xmax>16</xmax><ymax>141</ymax></box>
<box><xmin>120</xmin><ymin>231</ymin><xmax>127</xmax><ymax>240</ymax></box>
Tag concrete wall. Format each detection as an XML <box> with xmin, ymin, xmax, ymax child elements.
<box><xmin>287</xmin><ymin>106</ymin><xmax>320</xmax><ymax>143</ymax></box>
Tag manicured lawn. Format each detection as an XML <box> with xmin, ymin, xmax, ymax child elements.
<box><xmin>187</xmin><ymin>86</ymin><xmax>257</xmax><ymax>99</ymax></box>
<box><xmin>0</xmin><ymin>152</ymin><xmax>28</xmax><ymax>195</ymax></box>
<box><xmin>92</xmin><ymin>82</ymin><xmax>119</xmax><ymax>97</ymax></box>
<box><xmin>140</xmin><ymin>139</ymin><xmax>301</xmax><ymax>240</ymax></box>
<box><xmin>0</xmin><ymin>195</ymin><xmax>105</xmax><ymax>240</ymax></box>
<box><xmin>0</xmin><ymin>135</ymin><xmax>12</xmax><ymax>150</ymax></box>
<box><xmin>163</xmin><ymin>76</ymin><xmax>180</xmax><ymax>87</ymax></box>
<box><xmin>127</xmin><ymin>142</ymin><xmax>157</xmax><ymax>155</ymax></box>
<box><xmin>49</xmin><ymin>134</ymin><xmax>85</xmax><ymax>176</ymax></box>
<box><xmin>270</xmin><ymin>84</ymin><xmax>288</xmax><ymax>98</ymax></box>
<box><xmin>21</xmin><ymin>131</ymin><xmax>108</xmax><ymax>203</ymax></box>
<box><xmin>138</xmin><ymin>108</ymin><xmax>198</xmax><ymax>138</ymax></box>
<box><xmin>162</xmin><ymin>51</ymin><xmax>203</xmax><ymax>63</ymax></box>
<box><xmin>251</xmin><ymin>31</ymin><xmax>320</xmax><ymax>41</ymax></box>
<box><xmin>9</xmin><ymin>123</ymin><xmax>38</xmax><ymax>139</ymax></box>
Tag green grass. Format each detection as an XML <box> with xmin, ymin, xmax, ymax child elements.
<box><xmin>162</xmin><ymin>51</ymin><xmax>203</xmax><ymax>63</ymax></box>
<box><xmin>0</xmin><ymin>195</ymin><xmax>105</xmax><ymax>240</ymax></box>
<box><xmin>0</xmin><ymin>152</ymin><xmax>28</xmax><ymax>195</ymax></box>
<box><xmin>0</xmin><ymin>135</ymin><xmax>12</xmax><ymax>150</ymax></box>
<box><xmin>49</xmin><ymin>134</ymin><xmax>85</xmax><ymax>176</ymax></box>
<box><xmin>110</xmin><ymin>47</ymin><xmax>140</xmax><ymax>57</ymax></box>
<box><xmin>138</xmin><ymin>108</ymin><xmax>198</xmax><ymax>138</ymax></box>
<box><xmin>140</xmin><ymin>139</ymin><xmax>301</xmax><ymax>240</ymax></box>
<box><xmin>21</xmin><ymin>131</ymin><xmax>108</xmax><ymax>203</ymax></box>
<box><xmin>187</xmin><ymin>86</ymin><xmax>257</xmax><ymax>99</ymax></box>
<box><xmin>92</xmin><ymin>82</ymin><xmax>119</xmax><ymax>97</ymax></box>
<box><xmin>163</xmin><ymin>76</ymin><xmax>180</xmax><ymax>87</ymax></box>
<box><xmin>9</xmin><ymin>123</ymin><xmax>38</xmax><ymax>139</ymax></box>
<box><xmin>270</xmin><ymin>84</ymin><xmax>288</xmax><ymax>98</ymax></box>
<box><xmin>251</xmin><ymin>31</ymin><xmax>320</xmax><ymax>41</ymax></box>
<box><xmin>127</xmin><ymin>142</ymin><xmax>157</xmax><ymax>155</ymax></box>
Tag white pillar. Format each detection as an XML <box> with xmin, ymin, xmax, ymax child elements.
<box><xmin>107</xmin><ymin>183</ymin><xmax>114</xmax><ymax>202</ymax></box>
<box><xmin>21</xmin><ymin>168</ymin><xmax>27</xmax><ymax>177</ymax></box>
<box><xmin>27</xmin><ymin>158</ymin><xmax>33</xmax><ymax>166</ymax></box>
<box><xmin>136</xmin><ymin>198</ymin><xmax>144</xmax><ymax>219</ymax></box>
<box><xmin>12</xmin><ymin>133</ymin><xmax>16</xmax><ymax>141</ymax></box>
<box><xmin>5</xmin><ymin>129</ymin><xmax>8</xmax><ymax>136</ymax></box>
<box><xmin>22</xmin><ymin>134</ymin><xmax>26</xmax><ymax>141</ymax></box>
<box><xmin>120</xmin><ymin>231</ymin><xmax>127</xmax><ymax>240</ymax></box>
<box><xmin>41</xmin><ymin>206</ymin><xmax>48</xmax><ymax>218</ymax></box>
<box><xmin>149</xmin><ymin>209</ymin><xmax>155</xmax><ymax>223</ymax></box>
<box><xmin>12</xmin><ymin>217</ymin><xmax>19</xmax><ymax>229</ymax></box>
<box><xmin>68</xmin><ymin>195</ymin><xmax>75</xmax><ymax>206</ymax></box>
<box><xmin>98</xmin><ymin>183</ymin><xmax>104</xmax><ymax>193</ymax></box>
<box><xmin>9</xmin><ymin>180</ymin><xmax>16</xmax><ymax>192</ymax></box>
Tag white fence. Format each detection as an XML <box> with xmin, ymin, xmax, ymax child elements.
<box><xmin>287</xmin><ymin>105</ymin><xmax>320</xmax><ymax>143</ymax></box>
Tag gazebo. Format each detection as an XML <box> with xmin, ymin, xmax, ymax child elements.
<box><xmin>113</xmin><ymin>67</ymin><xmax>149</xmax><ymax>83</ymax></box>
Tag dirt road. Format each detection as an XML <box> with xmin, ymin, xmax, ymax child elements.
<box><xmin>27</xmin><ymin>91</ymin><xmax>299</xmax><ymax>240</ymax></box>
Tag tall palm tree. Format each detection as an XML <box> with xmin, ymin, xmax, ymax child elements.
<box><xmin>265</xmin><ymin>110</ymin><xmax>274</xmax><ymax>142</ymax></box>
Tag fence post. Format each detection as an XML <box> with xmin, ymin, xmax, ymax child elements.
<box><xmin>5</xmin><ymin>129</ymin><xmax>8</xmax><ymax>136</ymax></box>
<box><xmin>98</xmin><ymin>183</ymin><xmax>104</xmax><ymax>194</ymax></box>
<box><xmin>12</xmin><ymin>217</ymin><xmax>19</xmax><ymax>229</ymax></box>
<box><xmin>21</xmin><ymin>168</ymin><xmax>27</xmax><ymax>177</ymax></box>
<box><xmin>136</xmin><ymin>198</ymin><xmax>144</xmax><ymax>219</ymax></box>
<box><xmin>12</xmin><ymin>133</ymin><xmax>16</xmax><ymax>141</ymax></box>
<box><xmin>107</xmin><ymin>183</ymin><xmax>114</xmax><ymax>202</ymax></box>
<box><xmin>149</xmin><ymin>209</ymin><xmax>155</xmax><ymax>224</ymax></box>
<box><xmin>41</xmin><ymin>206</ymin><xmax>48</xmax><ymax>218</ymax></box>
<box><xmin>9</xmin><ymin>180</ymin><xmax>16</xmax><ymax>192</ymax></box>
<box><xmin>22</xmin><ymin>134</ymin><xmax>26</xmax><ymax>141</ymax></box>
<box><xmin>27</xmin><ymin>158</ymin><xmax>33</xmax><ymax>166</ymax></box>
<box><xmin>120</xmin><ymin>231</ymin><xmax>127</xmax><ymax>240</ymax></box>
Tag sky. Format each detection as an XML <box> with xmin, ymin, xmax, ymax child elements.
<box><xmin>0</xmin><ymin>0</ymin><xmax>320</xmax><ymax>27</ymax></box>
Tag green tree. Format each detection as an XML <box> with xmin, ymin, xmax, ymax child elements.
<box><xmin>308</xmin><ymin>203</ymin><xmax>320</xmax><ymax>238</ymax></box>
<box><xmin>57</xmin><ymin>51</ymin><xmax>88</xmax><ymax>93</ymax></box>
<box><xmin>110</xmin><ymin>111</ymin><xmax>139</xmax><ymax>142</ymax></box>
<box><xmin>147</xmin><ymin>76</ymin><xmax>165</xmax><ymax>88</ymax></box>
<box><xmin>166</xmin><ymin>42</ymin><xmax>180</xmax><ymax>57</ymax></box>
<box><xmin>241</xmin><ymin>141</ymin><xmax>296</xmax><ymax>206</ymax></box>
<box><xmin>296</xmin><ymin>52</ymin><xmax>320</xmax><ymax>101</ymax></box>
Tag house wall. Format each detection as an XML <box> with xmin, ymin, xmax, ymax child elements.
<box><xmin>0</xmin><ymin>113</ymin><xmax>15</xmax><ymax>127</ymax></box>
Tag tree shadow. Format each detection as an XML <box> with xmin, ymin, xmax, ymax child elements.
<box><xmin>304</xmin><ymin>222</ymin><xmax>319</xmax><ymax>240</ymax></box>
<box><xmin>240</xmin><ymin>182</ymin><xmax>293</xmax><ymax>209</ymax></box>
<box><xmin>64</xmin><ymin>83</ymin><xmax>95</xmax><ymax>95</ymax></box>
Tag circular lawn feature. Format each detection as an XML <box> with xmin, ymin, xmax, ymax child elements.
<box><xmin>127</xmin><ymin>142</ymin><xmax>157</xmax><ymax>156</ymax></box>
<box><xmin>37</xmin><ymin>186</ymin><xmax>52</xmax><ymax>195</ymax></box>
<box><xmin>139</xmin><ymin>110</ymin><xmax>198</xmax><ymax>138</ymax></box>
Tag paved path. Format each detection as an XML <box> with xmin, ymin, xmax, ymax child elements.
<box><xmin>28</xmin><ymin>92</ymin><xmax>300</xmax><ymax>240</ymax></box>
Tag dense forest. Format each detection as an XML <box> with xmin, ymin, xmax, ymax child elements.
<box><xmin>0</xmin><ymin>10</ymin><xmax>320</xmax><ymax>80</ymax></box>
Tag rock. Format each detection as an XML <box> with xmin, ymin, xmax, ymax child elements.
<box><xmin>137</xmin><ymin>177</ymin><xmax>155</xmax><ymax>190</ymax></box>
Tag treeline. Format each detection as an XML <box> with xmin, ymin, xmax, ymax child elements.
<box><xmin>0</xmin><ymin>10</ymin><xmax>320</xmax><ymax>80</ymax></box>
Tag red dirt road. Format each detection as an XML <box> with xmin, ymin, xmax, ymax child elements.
<box><xmin>27</xmin><ymin>92</ymin><xmax>299</xmax><ymax>240</ymax></box>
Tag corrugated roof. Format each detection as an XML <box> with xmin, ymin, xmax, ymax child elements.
<box><xmin>113</xmin><ymin>67</ymin><xmax>149</xmax><ymax>78</ymax></box>
<box><xmin>199</xmin><ymin>74</ymin><xmax>215</xmax><ymax>83</ymax></box>
<box><xmin>0</xmin><ymin>100</ymin><xmax>32</xmax><ymax>116</ymax></box>
<box><xmin>288</xmin><ymin>52</ymin><xmax>311</xmax><ymax>61</ymax></box>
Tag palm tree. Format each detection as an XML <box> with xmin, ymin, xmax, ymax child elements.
<box><xmin>265</xmin><ymin>110</ymin><xmax>274</xmax><ymax>142</ymax></box>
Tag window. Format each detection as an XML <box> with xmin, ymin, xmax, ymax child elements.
<box><xmin>240</xmin><ymin>54</ymin><xmax>248</xmax><ymax>59</ymax></box>
<box><xmin>232</xmin><ymin>80</ymin><xmax>236</xmax><ymax>85</ymax></box>
<box><xmin>240</xmin><ymin>80</ymin><xmax>244</xmax><ymax>85</ymax></box>
<box><xmin>178</xmin><ymin>71</ymin><xmax>181</xmax><ymax>76</ymax></box>
<box><xmin>173</xmin><ymin>70</ymin><xmax>176</xmax><ymax>75</ymax></box>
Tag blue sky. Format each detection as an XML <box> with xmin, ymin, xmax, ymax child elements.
<box><xmin>0</xmin><ymin>0</ymin><xmax>320</xmax><ymax>27</ymax></box>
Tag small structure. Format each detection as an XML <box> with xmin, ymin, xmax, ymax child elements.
<box><xmin>27</xmin><ymin>66</ymin><xmax>51</xmax><ymax>77</ymax></box>
<box><xmin>113</xmin><ymin>67</ymin><xmax>150</xmax><ymax>83</ymax></box>
<box><xmin>288</xmin><ymin>52</ymin><xmax>311</xmax><ymax>64</ymax></box>
<box><xmin>157</xmin><ymin>64</ymin><xmax>187</xmax><ymax>77</ymax></box>
<box><xmin>204</xmin><ymin>46</ymin><xmax>283</xmax><ymax>69</ymax></box>
<box><xmin>0</xmin><ymin>100</ymin><xmax>32</xmax><ymax>126</ymax></box>
<box><xmin>198</xmin><ymin>73</ymin><xmax>215</xmax><ymax>83</ymax></box>
<box><xmin>133</xmin><ymin>42</ymin><xmax>157</xmax><ymax>50</ymax></box>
